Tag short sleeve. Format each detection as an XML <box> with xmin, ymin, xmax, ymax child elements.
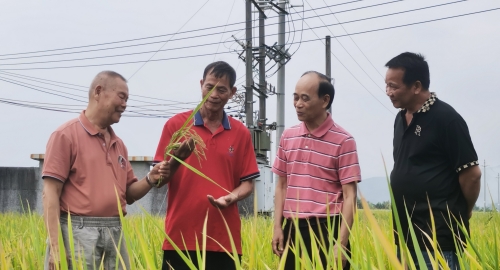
<box><xmin>154</xmin><ymin>119</ymin><xmax>176</xmax><ymax>165</ymax></box>
<box><xmin>42</xmin><ymin>131</ymin><xmax>72</xmax><ymax>182</ymax></box>
<box><xmin>444</xmin><ymin>117</ymin><xmax>478</xmax><ymax>173</ymax></box>
<box><xmin>239</xmin><ymin>128</ymin><xmax>260</xmax><ymax>181</ymax></box>
<box><xmin>123</xmin><ymin>146</ymin><xmax>138</xmax><ymax>188</ymax></box>
<box><xmin>271</xmin><ymin>133</ymin><xmax>287</xmax><ymax>177</ymax></box>
<box><xmin>337</xmin><ymin>137</ymin><xmax>361</xmax><ymax>184</ymax></box>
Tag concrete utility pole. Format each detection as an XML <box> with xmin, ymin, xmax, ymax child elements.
<box><xmin>325</xmin><ymin>35</ymin><xmax>332</xmax><ymax>115</ymax></box>
<box><xmin>258</xmin><ymin>6</ymin><xmax>266</xmax><ymax>129</ymax></box>
<box><xmin>275</xmin><ymin>0</ymin><xmax>286</xmax><ymax>151</ymax></box>
<box><xmin>245</xmin><ymin>0</ymin><xmax>253</xmax><ymax>127</ymax></box>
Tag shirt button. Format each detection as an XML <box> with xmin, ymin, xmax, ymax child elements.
<box><xmin>305</xmin><ymin>146</ymin><xmax>309</xmax><ymax>149</ymax></box>
<box><xmin>307</xmin><ymin>134</ymin><xmax>311</xmax><ymax>137</ymax></box>
<box><xmin>102</xmin><ymin>143</ymin><xmax>105</xmax><ymax>146</ymax></box>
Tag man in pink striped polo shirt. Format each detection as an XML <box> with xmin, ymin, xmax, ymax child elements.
<box><xmin>272</xmin><ymin>71</ymin><xmax>361</xmax><ymax>269</ymax></box>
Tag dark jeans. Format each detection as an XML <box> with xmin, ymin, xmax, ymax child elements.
<box><xmin>397</xmin><ymin>248</ymin><xmax>460</xmax><ymax>270</ymax></box>
<box><xmin>282</xmin><ymin>217</ymin><xmax>350</xmax><ymax>270</ymax></box>
<box><xmin>162</xmin><ymin>250</ymin><xmax>240</xmax><ymax>270</ymax></box>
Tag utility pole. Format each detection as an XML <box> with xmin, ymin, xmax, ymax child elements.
<box><xmin>325</xmin><ymin>35</ymin><xmax>331</xmax><ymax>115</ymax></box>
<box><xmin>258</xmin><ymin>5</ymin><xmax>266</xmax><ymax>130</ymax></box>
<box><xmin>483</xmin><ymin>160</ymin><xmax>487</xmax><ymax>212</ymax></box>
<box><xmin>245</xmin><ymin>0</ymin><xmax>253</xmax><ymax>127</ymax></box>
<box><xmin>275</xmin><ymin>0</ymin><xmax>286</xmax><ymax>150</ymax></box>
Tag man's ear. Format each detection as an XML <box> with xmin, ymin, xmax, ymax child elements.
<box><xmin>230</xmin><ymin>86</ymin><xmax>237</xmax><ymax>97</ymax></box>
<box><xmin>322</xmin><ymin>94</ymin><xmax>330</xmax><ymax>109</ymax></box>
<box><xmin>93</xmin><ymin>85</ymin><xmax>102</xmax><ymax>100</ymax></box>
<box><xmin>200</xmin><ymin>79</ymin><xmax>204</xmax><ymax>88</ymax></box>
<box><xmin>413</xmin><ymin>81</ymin><xmax>423</xmax><ymax>95</ymax></box>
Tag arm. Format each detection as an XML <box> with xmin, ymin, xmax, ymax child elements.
<box><xmin>207</xmin><ymin>179</ymin><xmax>255</xmax><ymax>208</ymax></box>
<box><xmin>338</xmin><ymin>182</ymin><xmax>357</xmax><ymax>248</ymax></box>
<box><xmin>272</xmin><ymin>175</ymin><xmax>287</xmax><ymax>256</ymax></box>
<box><xmin>42</xmin><ymin>177</ymin><xmax>64</xmax><ymax>266</ymax></box>
<box><xmin>458</xmin><ymin>165</ymin><xmax>481</xmax><ymax>218</ymax></box>
<box><xmin>154</xmin><ymin>138</ymin><xmax>195</xmax><ymax>188</ymax></box>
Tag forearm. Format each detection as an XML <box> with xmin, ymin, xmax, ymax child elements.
<box><xmin>125</xmin><ymin>177</ymin><xmax>152</xmax><ymax>204</ymax></box>
<box><xmin>459</xmin><ymin>166</ymin><xmax>481</xmax><ymax>214</ymax></box>
<box><xmin>43</xmin><ymin>189</ymin><xmax>61</xmax><ymax>251</ymax></box>
<box><xmin>273</xmin><ymin>176</ymin><xmax>287</xmax><ymax>229</ymax></box>
<box><xmin>339</xmin><ymin>197</ymin><xmax>355</xmax><ymax>247</ymax></box>
<box><xmin>338</xmin><ymin>182</ymin><xmax>357</xmax><ymax>247</ymax></box>
<box><xmin>230</xmin><ymin>180</ymin><xmax>254</xmax><ymax>202</ymax></box>
<box><xmin>273</xmin><ymin>184</ymin><xmax>286</xmax><ymax>229</ymax></box>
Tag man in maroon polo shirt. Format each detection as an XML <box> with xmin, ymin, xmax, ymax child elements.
<box><xmin>42</xmin><ymin>71</ymin><xmax>171</xmax><ymax>270</ymax></box>
<box><xmin>154</xmin><ymin>61</ymin><xmax>260</xmax><ymax>270</ymax></box>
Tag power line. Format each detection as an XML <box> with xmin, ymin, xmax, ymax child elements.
<box><xmin>292</xmin><ymin>6</ymin><xmax>395</xmax><ymax>115</ymax></box>
<box><xmin>128</xmin><ymin>0</ymin><xmax>211</xmax><ymax>80</ymax></box>
<box><xmin>3</xmin><ymin>6</ymin><xmax>497</xmax><ymax>71</ymax></box>
<box><xmin>213</xmin><ymin>0</ymin><xmax>237</xmax><ymax>61</ymax></box>
<box><xmin>304</xmin><ymin>0</ymin><xmax>386</xmax><ymax>94</ymax></box>
<box><xmin>0</xmin><ymin>0</ymin><xmax>472</xmax><ymax>67</ymax></box>
<box><xmin>0</xmin><ymin>0</ymin><xmax>402</xmax><ymax>62</ymax></box>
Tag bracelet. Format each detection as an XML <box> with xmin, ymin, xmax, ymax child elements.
<box><xmin>145</xmin><ymin>173</ymin><xmax>156</xmax><ymax>188</ymax></box>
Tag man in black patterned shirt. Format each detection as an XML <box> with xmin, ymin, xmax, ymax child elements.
<box><xmin>385</xmin><ymin>52</ymin><xmax>481</xmax><ymax>269</ymax></box>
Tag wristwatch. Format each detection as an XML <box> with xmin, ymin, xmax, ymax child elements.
<box><xmin>145</xmin><ymin>172</ymin><xmax>156</xmax><ymax>188</ymax></box>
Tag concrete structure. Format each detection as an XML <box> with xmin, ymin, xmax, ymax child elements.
<box><xmin>0</xmin><ymin>154</ymin><xmax>260</xmax><ymax>215</ymax></box>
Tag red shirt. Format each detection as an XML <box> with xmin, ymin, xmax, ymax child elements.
<box><xmin>272</xmin><ymin>116</ymin><xmax>361</xmax><ymax>219</ymax></box>
<box><xmin>42</xmin><ymin>111</ymin><xmax>138</xmax><ymax>216</ymax></box>
<box><xmin>154</xmin><ymin>110</ymin><xmax>260</xmax><ymax>254</ymax></box>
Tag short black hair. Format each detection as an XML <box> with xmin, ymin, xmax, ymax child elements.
<box><xmin>301</xmin><ymin>71</ymin><xmax>335</xmax><ymax>110</ymax></box>
<box><xmin>385</xmin><ymin>52</ymin><xmax>430</xmax><ymax>90</ymax></box>
<box><xmin>203</xmin><ymin>61</ymin><xmax>236</xmax><ymax>88</ymax></box>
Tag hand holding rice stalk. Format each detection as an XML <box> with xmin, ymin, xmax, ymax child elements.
<box><xmin>156</xmin><ymin>82</ymin><xmax>233</xmax><ymax>196</ymax></box>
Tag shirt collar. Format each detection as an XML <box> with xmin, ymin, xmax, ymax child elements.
<box><xmin>78</xmin><ymin>110</ymin><xmax>118</xmax><ymax>139</ymax></box>
<box><xmin>193</xmin><ymin>110</ymin><xmax>231</xmax><ymax>130</ymax></box>
<box><xmin>298</xmin><ymin>113</ymin><xmax>335</xmax><ymax>137</ymax></box>
<box><xmin>401</xmin><ymin>92</ymin><xmax>438</xmax><ymax>114</ymax></box>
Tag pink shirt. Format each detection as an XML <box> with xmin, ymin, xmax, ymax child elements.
<box><xmin>42</xmin><ymin>111</ymin><xmax>138</xmax><ymax>216</ymax></box>
<box><xmin>272</xmin><ymin>116</ymin><xmax>361</xmax><ymax>219</ymax></box>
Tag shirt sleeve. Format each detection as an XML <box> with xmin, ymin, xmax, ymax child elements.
<box><xmin>271</xmin><ymin>131</ymin><xmax>287</xmax><ymax>177</ymax></box>
<box><xmin>123</xmin><ymin>146</ymin><xmax>138</xmax><ymax>188</ymax></box>
<box><xmin>337</xmin><ymin>137</ymin><xmax>362</xmax><ymax>184</ymax></box>
<box><xmin>239</xmin><ymin>128</ymin><xmax>260</xmax><ymax>181</ymax></box>
<box><xmin>154</xmin><ymin>119</ymin><xmax>176</xmax><ymax>165</ymax></box>
<box><xmin>42</xmin><ymin>130</ymin><xmax>72</xmax><ymax>182</ymax></box>
<box><xmin>444</xmin><ymin>117</ymin><xmax>479</xmax><ymax>173</ymax></box>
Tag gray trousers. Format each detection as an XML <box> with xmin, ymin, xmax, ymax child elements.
<box><xmin>44</xmin><ymin>216</ymin><xmax>130</xmax><ymax>270</ymax></box>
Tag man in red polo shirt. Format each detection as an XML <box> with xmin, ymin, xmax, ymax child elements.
<box><xmin>154</xmin><ymin>61</ymin><xmax>260</xmax><ymax>270</ymax></box>
<box><xmin>42</xmin><ymin>71</ymin><xmax>171</xmax><ymax>270</ymax></box>
<box><xmin>272</xmin><ymin>71</ymin><xmax>361</xmax><ymax>270</ymax></box>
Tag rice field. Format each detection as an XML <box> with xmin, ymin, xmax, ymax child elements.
<box><xmin>1</xmin><ymin>208</ymin><xmax>499</xmax><ymax>269</ymax></box>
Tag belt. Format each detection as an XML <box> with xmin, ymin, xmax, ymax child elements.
<box><xmin>60</xmin><ymin>215</ymin><xmax>121</xmax><ymax>228</ymax></box>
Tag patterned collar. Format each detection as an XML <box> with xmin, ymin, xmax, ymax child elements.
<box><xmin>401</xmin><ymin>92</ymin><xmax>437</xmax><ymax>113</ymax></box>
<box><xmin>416</xmin><ymin>92</ymin><xmax>437</xmax><ymax>113</ymax></box>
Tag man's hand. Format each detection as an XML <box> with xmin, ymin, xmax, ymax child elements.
<box><xmin>272</xmin><ymin>227</ymin><xmax>284</xmax><ymax>256</ymax></box>
<box><xmin>207</xmin><ymin>193</ymin><xmax>238</xmax><ymax>209</ymax></box>
<box><xmin>149</xmin><ymin>161</ymin><xmax>170</xmax><ymax>184</ymax></box>
<box><xmin>333</xmin><ymin>244</ymin><xmax>347</xmax><ymax>267</ymax></box>
<box><xmin>48</xmin><ymin>249</ymin><xmax>67</xmax><ymax>270</ymax></box>
<box><xmin>173</xmin><ymin>138</ymin><xmax>195</xmax><ymax>161</ymax></box>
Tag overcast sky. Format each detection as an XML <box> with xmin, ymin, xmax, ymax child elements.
<box><xmin>1</xmin><ymin>0</ymin><xmax>499</xmax><ymax>206</ymax></box>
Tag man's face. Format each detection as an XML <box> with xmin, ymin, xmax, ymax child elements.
<box><xmin>385</xmin><ymin>68</ymin><xmax>414</xmax><ymax>109</ymax></box>
<box><xmin>200</xmin><ymin>71</ymin><xmax>236</xmax><ymax>113</ymax></box>
<box><xmin>99</xmin><ymin>77</ymin><xmax>128</xmax><ymax>124</ymax></box>
<box><xmin>293</xmin><ymin>74</ymin><xmax>329</xmax><ymax>123</ymax></box>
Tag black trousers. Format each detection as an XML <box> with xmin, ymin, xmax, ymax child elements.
<box><xmin>162</xmin><ymin>250</ymin><xmax>241</xmax><ymax>270</ymax></box>
<box><xmin>282</xmin><ymin>217</ymin><xmax>351</xmax><ymax>270</ymax></box>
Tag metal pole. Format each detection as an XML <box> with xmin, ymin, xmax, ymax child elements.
<box><xmin>258</xmin><ymin>8</ymin><xmax>266</xmax><ymax>131</ymax></box>
<box><xmin>276</xmin><ymin>1</ymin><xmax>286</xmax><ymax>147</ymax></box>
<box><xmin>325</xmin><ymin>35</ymin><xmax>332</xmax><ymax>115</ymax></box>
<box><xmin>245</xmin><ymin>0</ymin><xmax>253</xmax><ymax>127</ymax></box>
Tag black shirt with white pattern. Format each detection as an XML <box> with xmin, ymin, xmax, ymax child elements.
<box><xmin>390</xmin><ymin>92</ymin><xmax>478</xmax><ymax>251</ymax></box>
